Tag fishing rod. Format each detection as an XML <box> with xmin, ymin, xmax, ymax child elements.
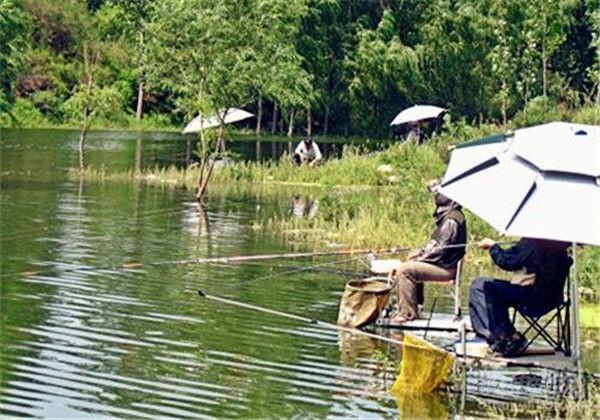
<box><xmin>197</xmin><ymin>289</ymin><xmax>408</xmax><ymax>348</ymax></box>
<box><xmin>13</xmin><ymin>240</ymin><xmax>515</xmax><ymax>279</ymax></box>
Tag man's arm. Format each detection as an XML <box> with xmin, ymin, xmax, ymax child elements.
<box><xmin>487</xmin><ymin>240</ymin><xmax>534</xmax><ymax>271</ymax></box>
<box><xmin>416</xmin><ymin>219</ymin><xmax>459</xmax><ymax>262</ymax></box>
<box><xmin>313</xmin><ymin>143</ymin><xmax>322</xmax><ymax>161</ymax></box>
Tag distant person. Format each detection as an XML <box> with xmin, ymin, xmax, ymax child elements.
<box><xmin>406</xmin><ymin>122</ymin><xmax>421</xmax><ymax>143</ymax></box>
<box><xmin>390</xmin><ymin>181</ymin><xmax>467</xmax><ymax>323</ymax></box>
<box><xmin>292</xmin><ymin>136</ymin><xmax>322</xmax><ymax>167</ymax></box>
<box><xmin>469</xmin><ymin>238</ymin><xmax>572</xmax><ymax>358</ymax></box>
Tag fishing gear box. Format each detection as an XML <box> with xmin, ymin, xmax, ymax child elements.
<box><xmin>337</xmin><ymin>277</ymin><xmax>393</xmax><ymax>328</ymax></box>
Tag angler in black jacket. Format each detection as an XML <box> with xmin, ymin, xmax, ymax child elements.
<box><xmin>390</xmin><ymin>186</ymin><xmax>467</xmax><ymax>323</ymax></box>
<box><xmin>469</xmin><ymin>238</ymin><xmax>572</xmax><ymax>357</ymax></box>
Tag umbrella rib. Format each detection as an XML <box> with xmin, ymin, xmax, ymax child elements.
<box><xmin>441</xmin><ymin>157</ymin><xmax>500</xmax><ymax>187</ymax></box>
<box><xmin>504</xmin><ymin>181</ymin><xmax>537</xmax><ymax>232</ymax></box>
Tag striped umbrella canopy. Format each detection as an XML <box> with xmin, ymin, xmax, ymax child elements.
<box><xmin>390</xmin><ymin>105</ymin><xmax>446</xmax><ymax>126</ymax></box>
<box><xmin>438</xmin><ymin>121</ymin><xmax>600</xmax><ymax>246</ymax></box>
<box><xmin>182</xmin><ymin>108</ymin><xmax>254</xmax><ymax>134</ymax></box>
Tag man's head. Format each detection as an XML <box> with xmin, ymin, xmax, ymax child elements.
<box><xmin>427</xmin><ymin>179</ymin><xmax>461</xmax><ymax>210</ymax></box>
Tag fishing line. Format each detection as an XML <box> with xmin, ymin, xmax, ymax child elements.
<box><xmin>233</xmin><ymin>254</ymin><xmax>363</xmax><ymax>287</ymax></box>
<box><xmin>8</xmin><ymin>240</ymin><xmax>516</xmax><ymax>280</ymax></box>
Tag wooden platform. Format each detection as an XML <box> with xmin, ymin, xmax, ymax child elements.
<box><xmin>376</xmin><ymin>314</ymin><xmax>576</xmax><ymax>369</ymax></box>
<box><xmin>376</xmin><ymin>313</ymin><xmax>472</xmax><ymax>332</ymax></box>
<box><xmin>455</xmin><ymin>340</ymin><xmax>576</xmax><ymax>369</ymax></box>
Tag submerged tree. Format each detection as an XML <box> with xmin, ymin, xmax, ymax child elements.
<box><xmin>61</xmin><ymin>10</ymin><xmax>123</xmax><ymax>172</ymax></box>
<box><xmin>148</xmin><ymin>0</ymin><xmax>311</xmax><ymax>201</ymax></box>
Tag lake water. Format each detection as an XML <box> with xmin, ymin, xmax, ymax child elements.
<box><xmin>0</xmin><ymin>128</ymin><xmax>595</xmax><ymax>417</ymax></box>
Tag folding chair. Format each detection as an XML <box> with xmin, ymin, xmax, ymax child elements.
<box><xmin>511</xmin><ymin>276</ymin><xmax>571</xmax><ymax>356</ymax></box>
<box><xmin>368</xmin><ymin>256</ymin><xmax>463</xmax><ymax>320</ymax></box>
<box><xmin>435</xmin><ymin>259</ymin><xmax>463</xmax><ymax>320</ymax></box>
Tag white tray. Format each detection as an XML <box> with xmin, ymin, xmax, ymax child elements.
<box><xmin>369</xmin><ymin>259</ymin><xmax>402</xmax><ymax>274</ymax></box>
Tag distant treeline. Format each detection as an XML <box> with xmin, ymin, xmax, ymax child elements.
<box><xmin>1</xmin><ymin>0</ymin><xmax>599</xmax><ymax>135</ymax></box>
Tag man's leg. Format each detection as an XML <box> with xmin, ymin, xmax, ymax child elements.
<box><xmin>394</xmin><ymin>261</ymin><xmax>455</xmax><ymax>320</ymax></box>
<box><xmin>483</xmin><ymin>281</ymin><xmax>523</xmax><ymax>338</ymax></box>
<box><xmin>469</xmin><ymin>277</ymin><xmax>495</xmax><ymax>341</ymax></box>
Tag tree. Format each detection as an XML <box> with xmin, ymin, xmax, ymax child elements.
<box><xmin>0</xmin><ymin>0</ymin><xmax>29</xmax><ymax>113</ymax></box>
<box><xmin>118</xmin><ymin>0</ymin><xmax>149</xmax><ymax>120</ymax></box>
<box><xmin>347</xmin><ymin>9</ymin><xmax>425</xmax><ymax>136</ymax></box>
<box><xmin>61</xmin><ymin>10</ymin><xmax>123</xmax><ymax>171</ymax></box>
<box><xmin>586</xmin><ymin>0</ymin><xmax>600</xmax><ymax>102</ymax></box>
<box><xmin>147</xmin><ymin>0</ymin><xmax>311</xmax><ymax>200</ymax></box>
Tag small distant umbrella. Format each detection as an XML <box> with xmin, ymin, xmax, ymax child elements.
<box><xmin>182</xmin><ymin>108</ymin><xmax>254</xmax><ymax>134</ymax></box>
<box><xmin>390</xmin><ymin>105</ymin><xmax>446</xmax><ymax>126</ymax></box>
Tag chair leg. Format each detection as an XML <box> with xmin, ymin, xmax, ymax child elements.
<box><xmin>454</xmin><ymin>280</ymin><xmax>461</xmax><ymax>320</ymax></box>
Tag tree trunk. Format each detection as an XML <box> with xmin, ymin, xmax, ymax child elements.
<box><xmin>136</xmin><ymin>80</ymin><xmax>144</xmax><ymax>121</ymax></box>
<box><xmin>135</xmin><ymin>137</ymin><xmax>142</xmax><ymax>175</ymax></box>
<box><xmin>78</xmin><ymin>122</ymin><xmax>88</xmax><ymax>172</ymax></box>
<box><xmin>196</xmin><ymin>121</ymin><xmax>224</xmax><ymax>201</ymax></box>
<box><xmin>542</xmin><ymin>44</ymin><xmax>547</xmax><ymax>99</ymax></box>
<box><xmin>79</xmin><ymin>42</ymin><xmax>94</xmax><ymax>173</ymax></box>
<box><xmin>185</xmin><ymin>137</ymin><xmax>191</xmax><ymax>165</ymax></box>
<box><xmin>287</xmin><ymin>109</ymin><xmax>294</xmax><ymax>138</ymax></box>
<box><xmin>306</xmin><ymin>107</ymin><xmax>312</xmax><ymax>136</ymax></box>
<box><xmin>323</xmin><ymin>105</ymin><xmax>329</xmax><ymax>135</ymax></box>
<box><xmin>255</xmin><ymin>139</ymin><xmax>261</xmax><ymax>161</ymax></box>
<box><xmin>271</xmin><ymin>101</ymin><xmax>278</xmax><ymax>134</ymax></box>
<box><xmin>136</xmin><ymin>28</ymin><xmax>145</xmax><ymax>120</ymax></box>
<box><xmin>255</xmin><ymin>95</ymin><xmax>262</xmax><ymax>135</ymax></box>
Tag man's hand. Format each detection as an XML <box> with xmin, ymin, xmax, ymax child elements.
<box><xmin>407</xmin><ymin>249</ymin><xmax>422</xmax><ymax>260</ymax></box>
<box><xmin>478</xmin><ymin>238</ymin><xmax>497</xmax><ymax>250</ymax></box>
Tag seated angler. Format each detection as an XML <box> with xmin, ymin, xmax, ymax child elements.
<box><xmin>390</xmin><ymin>181</ymin><xmax>467</xmax><ymax>323</ymax></box>
<box><xmin>469</xmin><ymin>238</ymin><xmax>572</xmax><ymax>357</ymax></box>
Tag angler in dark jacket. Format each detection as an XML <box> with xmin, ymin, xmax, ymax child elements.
<box><xmin>390</xmin><ymin>186</ymin><xmax>467</xmax><ymax>323</ymax></box>
<box><xmin>469</xmin><ymin>238</ymin><xmax>572</xmax><ymax>357</ymax></box>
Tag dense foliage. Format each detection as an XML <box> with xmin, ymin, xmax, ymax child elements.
<box><xmin>0</xmin><ymin>0</ymin><xmax>599</xmax><ymax>134</ymax></box>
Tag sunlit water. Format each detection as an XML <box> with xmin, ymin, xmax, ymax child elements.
<box><xmin>0</xmin><ymin>128</ymin><xmax>595</xmax><ymax>417</ymax></box>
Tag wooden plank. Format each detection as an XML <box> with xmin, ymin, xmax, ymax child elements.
<box><xmin>377</xmin><ymin>313</ymin><xmax>472</xmax><ymax>332</ymax></box>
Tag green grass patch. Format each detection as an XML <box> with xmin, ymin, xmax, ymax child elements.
<box><xmin>581</xmin><ymin>304</ymin><xmax>600</xmax><ymax>329</ymax></box>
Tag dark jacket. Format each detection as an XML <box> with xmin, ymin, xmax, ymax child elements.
<box><xmin>489</xmin><ymin>238</ymin><xmax>572</xmax><ymax>304</ymax></box>
<box><xmin>417</xmin><ymin>200</ymin><xmax>467</xmax><ymax>269</ymax></box>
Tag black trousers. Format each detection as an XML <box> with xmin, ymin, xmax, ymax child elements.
<box><xmin>469</xmin><ymin>278</ymin><xmax>541</xmax><ymax>341</ymax></box>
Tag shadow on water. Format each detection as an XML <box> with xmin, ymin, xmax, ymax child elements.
<box><xmin>0</xmin><ymin>129</ymin><xmax>597</xmax><ymax>417</ymax></box>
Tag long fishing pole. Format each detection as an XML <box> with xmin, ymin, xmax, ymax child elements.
<box><xmin>12</xmin><ymin>246</ymin><xmax>408</xmax><ymax>279</ymax></box>
<box><xmin>197</xmin><ymin>289</ymin><xmax>408</xmax><ymax>347</ymax></box>
<box><xmin>14</xmin><ymin>240</ymin><xmax>515</xmax><ymax>279</ymax></box>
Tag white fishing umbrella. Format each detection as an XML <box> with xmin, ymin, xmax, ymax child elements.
<box><xmin>182</xmin><ymin>108</ymin><xmax>254</xmax><ymax>134</ymax></box>
<box><xmin>389</xmin><ymin>105</ymin><xmax>446</xmax><ymax>126</ymax></box>
<box><xmin>438</xmin><ymin>122</ymin><xmax>600</xmax><ymax>245</ymax></box>
<box><xmin>438</xmin><ymin>121</ymin><xmax>600</xmax><ymax>362</ymax></box>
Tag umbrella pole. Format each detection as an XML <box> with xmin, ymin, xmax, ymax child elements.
<box><xmin>570</xmin><ymin>242</ymin><xmax>581</xmax><ymax>365</ymax></box>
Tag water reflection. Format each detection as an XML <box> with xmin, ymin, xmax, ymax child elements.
<box><xmin>338</xmin><ymin>331</ymin><xmax>389</xmax><ymax>365</ymax></box>
<box><xmin>291</xmin><ymin>196</ymin><xmax>319</xmax><ymax>219</ymax></box>
<box><xmin>392</xmin><ymin>392</ymin><xmax>449</xmax><ymax>419</ymax></box>
<box><xmin>1</xmin><ymin>129</ymin><xmax>597</xmax><ymax>418</ymax></box>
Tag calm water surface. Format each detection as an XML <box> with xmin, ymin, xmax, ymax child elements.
<box><xmin>0</xmin><ymin>128</ymin><xmax>594</xmax><ymax>417</ymax></box>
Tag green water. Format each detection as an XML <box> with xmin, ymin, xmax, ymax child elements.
<box><xmin>0</xmin><ymin>128</ymin><xmax>595</xmax><ymax>417</ymax></box>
